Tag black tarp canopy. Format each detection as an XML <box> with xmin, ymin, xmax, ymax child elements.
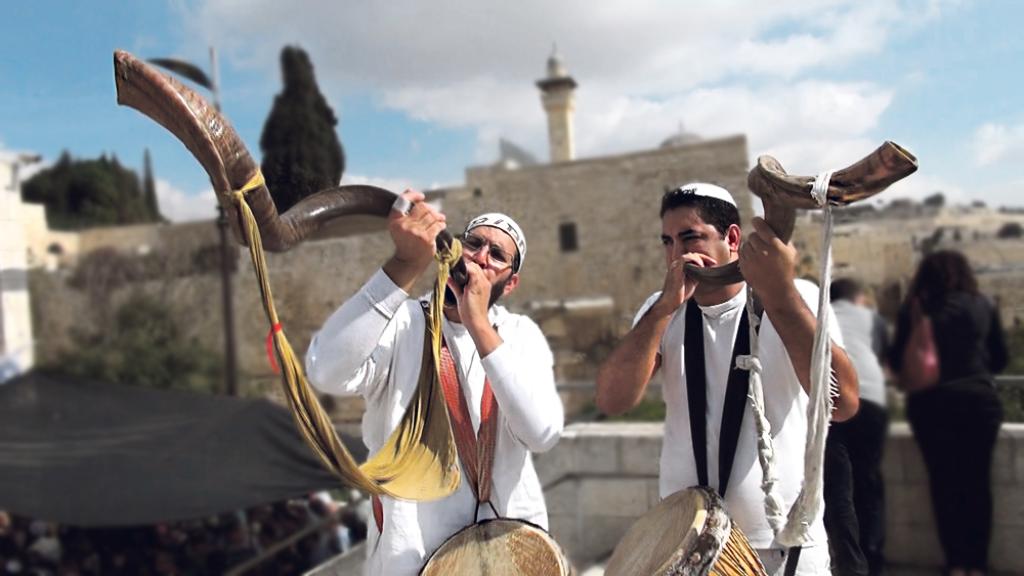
<box><xmin>0</xmin><ymin>373</ymin><xmax>363</xmax><ymax>527</ymax></box>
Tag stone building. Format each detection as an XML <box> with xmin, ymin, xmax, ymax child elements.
<box><xmin>442</xmin><ymin>53</ymin><xmax>753</xmax><ymax>315</ymax></box>
<box><xmin>1</xmin><ymin>158</ymin><xmax>39</xmax><ymax>376</ymax></box>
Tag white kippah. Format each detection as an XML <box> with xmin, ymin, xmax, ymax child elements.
<box><xmin>465</xmin><ymin>212</ymin><xmax>527</xmax><ymax>273</ymax></box>
<box><xmin>670</xmin><ymin>182</ymin><xmax>737</xmax><ymax>207</ymax></box>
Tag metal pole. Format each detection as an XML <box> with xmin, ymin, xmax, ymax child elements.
<box><xmin>210</xmin><ymin>46</ymin><xmax>238</xmax><ymax>396</ymax></box>
<box><xmin>218</xmin><ymin>205</ymin><xmax>238</xmax><ymax>396</ymax></box>
<box><xmin>209</xmin><ymin>46</ymin><xmax>222</xmax><ymax>112</ymax></box>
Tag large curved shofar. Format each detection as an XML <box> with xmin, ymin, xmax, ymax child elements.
<box><xmin>685</xmin><ymin>141</ymin><xmax>918</xmax><ymax>284</ymax></box>
<box><xmin>113</xmin><ymin>49</ymin><xmax>462</xmax><ymax>501</ymax></box>
<box><xmin>113</xmin><ymin>50</ymin><xmax>464</xmax><ymax>274</ymax></box>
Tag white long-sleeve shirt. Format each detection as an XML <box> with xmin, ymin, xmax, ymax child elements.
<box><xmin>305</xmin><ymin>269</ymin><xmax>564</xmax><ymax>576</ymax></box>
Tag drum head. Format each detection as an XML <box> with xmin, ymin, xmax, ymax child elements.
<box><xmin>420</xmin><ymin>518</ymin><xmax>571</xmax><ymax>576</ymax></box>
<box><xmin>604</xmin><ymin>488</ymin><xmax>710</xmax><ymax>576</ymax></box>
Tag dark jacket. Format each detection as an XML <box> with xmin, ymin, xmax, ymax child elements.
<box><xmin>889</xmin><ymin>291</ymin><xmax>1008</xmax><ymax>385</ymax></box>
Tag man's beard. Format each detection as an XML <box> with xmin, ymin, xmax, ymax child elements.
<box><xmin>444</xmin><ymin>275</ymin><xmax>511</xmax><ymax>309</ymax></box>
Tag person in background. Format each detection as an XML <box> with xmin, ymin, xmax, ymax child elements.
<box><xmin>889</xmin><ymin>250</ymin><xmax>1007</xmax><ymax>576</ymax></box>
<box><xmin>824</xmin><ymin>278</ymin><xmax>890</xmax><ymax>576</ymax></box>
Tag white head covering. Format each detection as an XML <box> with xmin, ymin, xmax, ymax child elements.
<box><xmin>464</xmin><ymin>212</ymin><xmax>527</xmax><ymax>273</ymax></box>
<box><xmin>669</xmin><ymin>182</ymin><xmax>737</xmax><ymax>207</ymax></box>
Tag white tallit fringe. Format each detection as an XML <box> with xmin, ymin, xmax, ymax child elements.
<box><xmin>775</xmin><ymin>171</ymin><xmax>839</xmax><ymax>547</ymax></box>
<box><xmin>738</xmin><ymin>288</ymin><xmax>787</xmax><ymax>534</ymax></box>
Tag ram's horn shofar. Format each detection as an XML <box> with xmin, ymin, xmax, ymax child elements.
<box><xmin>685</xmin><ymin>141</ymin><xmax>918</xmax><ymax>285</ymax></box>
<box><xmin>114</xmin><ymin>50</ymin><xmax>467</xmax><ymax>501</ymax></box>
<box><xmin>113</xmin><ymin>49</ymin><xmax>465</xmax><ymax>283</ymax></box>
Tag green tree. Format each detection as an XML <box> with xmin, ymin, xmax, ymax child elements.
<box><xmin>259</xmin><ymin>46</ymin><xmax>345</xmax><ymax>213</ymax></box>
<box><xmin>22</xmin><ymin>152</ymin><xmax>163</xmax><ymax>230</ymax></box>
<box><xmin>48</xmin><ymin>292</ymin><xmax>222</xmax><ymax>392</ymax></box>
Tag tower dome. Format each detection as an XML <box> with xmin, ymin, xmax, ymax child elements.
<box><xmin>546</xmin><ymin>46</ymin><xmax>568</xmax><ymax>79</ymax></box>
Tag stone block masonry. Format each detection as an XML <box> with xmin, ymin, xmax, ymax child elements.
<box><xmin>534</xmin><ymin>422</ymin><xmax>1024</xmax><ymax>573</ymax></box>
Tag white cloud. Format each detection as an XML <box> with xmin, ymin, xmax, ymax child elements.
<box><xmin>340</xmin><ymin>172</ymin><xmax>417</xmax><ymax>193</ymax></box>
<box><xmin>155</xmin><ymin>179</ymin><xmax>219</xmax><ymax>222</ymax></box>
<box><xmin>183</xmin><ymin>0</ymin><xmax>943</xmax><ymax>92</ymax></box>
<box><xmin>171</xmin><ymin>0</ymin><xmax>988</xmax><ymax>204</ymax></box>
<box><xmin>972</xmin><ymin>121</ymin><xmax>1024</xmax><ymax>167</ymax></box>
<box><xmin>0</xmin><ymin>142</ymin><xmax>15</xmax><ymax>163</ymax></box>
<box><xmin>569</xmin><ymin>80</ymin><xmax>893</xmax><ymax>173</ymax></box>
<box><xmin>980</xmin><ymin>177</ymin><xmax>1024</xmax><ymax>210</ymax></box>
<box><xmin>0</xmin><ymin>142</ymin><xmax>47</xmax><ymax>182</ymax></box>
<box><xmin>880</xmin><ymin>173</ymin><xmax>966</xmax><ymax>204</ymax></box>
<box><xmin>178</xmin><ymin>0</ymin><xmax>923</xmax><ymax>169</ymax></box>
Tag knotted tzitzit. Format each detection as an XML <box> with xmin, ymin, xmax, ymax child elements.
<box><xmin>737</xmin><ymin>294</ymin><xmax>788</xmax><ymax>535</ymax></box>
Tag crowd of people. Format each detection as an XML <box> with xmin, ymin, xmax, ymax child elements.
<box><xmin>0</xmin><ymin>493</ymin><xmax>367</xmax><ymax>576</ymax></box>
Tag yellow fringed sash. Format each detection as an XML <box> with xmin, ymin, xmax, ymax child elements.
<box><xmin>229</xmin><ymin>171</ymin><xmax>461</xmax><ymax>500</ymax></box>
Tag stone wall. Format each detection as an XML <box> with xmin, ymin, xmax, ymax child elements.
<box><xmin>446</xmin><ymin>134</ymin><xmax>752</xmax><ymax>319</ymax></box>
<box><xmin>28</xmin><ymin>135</ymin><xmax>752</xmax><ymax>390</ymax></box>
<box><xmin>789</xmin><ymin>206</ymin><xmax>1024</xmax><ymax>323</ymax></box>
<box><xmin>1</xmin><ymin>164</ymin><xmax>35</xmax><ymax>371</ymax></box>
<box><xmin>534</xmin><ymin>422</ymin><xmax>1024</xmax><ymax>573</ymax></box>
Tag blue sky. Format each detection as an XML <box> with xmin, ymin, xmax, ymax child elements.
<box><xmin>1</xmin><ymin>1</ymin><xmax>1021</xmax><ymax>221</ymax></box>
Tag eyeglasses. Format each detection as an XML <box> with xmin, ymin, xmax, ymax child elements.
<box><xmin>460</xmin><ymin>233</ymin><xmax>515</xmax><ymax>271</ymax></box>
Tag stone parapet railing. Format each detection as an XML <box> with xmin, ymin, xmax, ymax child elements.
<box><xmin>534</xmin><ymin>421</ymin><xmax>1024</xmax><ymax>574</ymax></box>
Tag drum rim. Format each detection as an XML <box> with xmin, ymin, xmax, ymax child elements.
<box><xmin>419</xmin><ymin>517</ymin><xmax>571</xmax><ymax>575</ymax></box>
<box><xmin>605</xmin><ymin>486</ymin><xmax>730</xmax><ymax>576</ymax></box>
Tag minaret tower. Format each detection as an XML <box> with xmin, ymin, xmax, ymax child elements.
<box><xmin>536</xmin><ymin>46</ymin><xmax>578</xmax><ymax>163</ymax></box>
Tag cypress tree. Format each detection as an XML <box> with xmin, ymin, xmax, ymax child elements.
<box><xmin>259</xmin><ymin>46</ymin><xmax>345</xmax><ymax>213</ymax></box>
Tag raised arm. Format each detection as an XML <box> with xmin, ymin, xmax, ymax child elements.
<box><xmin>305</xmin><ymin>270</ymin><xmax>410</xmax><ymax>395</ymax></box>
<box><xmin>596</xmin><ymin>252</ymin><xmax>709</xmax><ymax>415</ymax></box>
<box><xmin>740</xmin><ymin>218</ymin><xmax>859</xmax><ymax>421</ymax></box>
<box><xmin>381</xmin><ymin>190</ymin><xmax>447</xmax><ymax>293</ymax></box>
<box><xmin>480</xmin><ymin>318</ymin><xmax>565</xmax><ymax>452</ymax></box>
<box><xmin>595</xmin><ymin>301</ymin><xmax>666</xmax><ymax>416</ymax></box>
<box><xmin>306</xmin><ymin>190</ymin><xmax>445</xmax><ymax>395</ymax></box>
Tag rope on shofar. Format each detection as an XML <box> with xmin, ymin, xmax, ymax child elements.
<box><xmin>742</xmin><ymin>170</ymin><xmax>839</xmax><ymax>546</ymax></box>
<box><xmin>229</xmin><ymin>170</ymin><xmax>460</xmax><ymax>501</ymax></box>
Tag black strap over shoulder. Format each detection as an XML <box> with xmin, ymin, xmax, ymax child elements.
<box><xmin>718</xmin><ymin>310</ymin><xmax>751</xmax><ymax>496</ymax></box>
<box><xmin>686</xmin><ymin>300</ymin><xmax>801</xmax><ymax>570</ymax></box>
<box><xmin>784</xmin><ymin>546</ymin><xmax>802</xmax><ymax>576</ymax></box>
<box><xmin>683</xmin><ymin>301</ymin><xmax>751</xmax><ymax>497</ymax></box>
<box><xmin>684</xmin><ymin>302</ymin><xmax>709</xmax><ymax>488</ymax></box>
